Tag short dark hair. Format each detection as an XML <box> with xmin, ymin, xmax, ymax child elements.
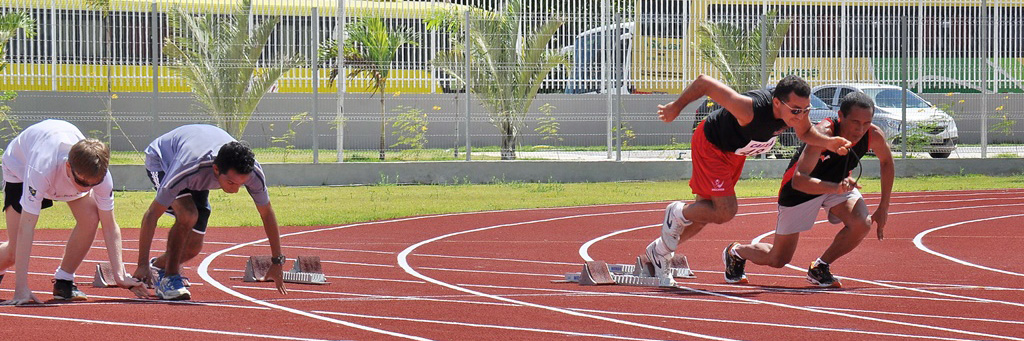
<box><xmin>772</xmin><ymin>75</ymin><xmax>811</xmax><ymax>102</ymax></box>
<box><xmin>839</xmin><ymin>92</ymin><xmax>875</xmax><ymax>116</ymax></box>
<box><xmin>214</xmin><ymin>141</ymin><xmax>256</xmax><ymax>175</ymax></box>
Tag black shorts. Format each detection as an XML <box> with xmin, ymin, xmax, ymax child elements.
<box><xmin>147</xmin><ymin>170</ymin><xmax>212</xmax><ymax>233</ymax></box>
<box><xmin>3</xmin><ymin>182</ymin><xmax>53</xmax><ymax>214</ymax></box>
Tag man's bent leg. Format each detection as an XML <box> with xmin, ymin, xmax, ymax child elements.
<box><xmin>0</xmin><ymin>206</ymin><xmax>22</xmax><ymax>271</ymax></box>
<box><xmin>736</xmin><ymin>233</ymin><xmax>800</xmax><ymax>268</ymax></box>
<box><xmin>58</xmin><ymin>194</ymin><xmax>101</xmax><ymax>276</ymax></box>
<box><xmin>163</xmin><ymin>196</ymin><xmax>199</xmax><ymax>276</ymax></box>
<box><xmin>819</xmin><ymin>198</ymin><xmax>871</xmax><ymax>264</ymax></box>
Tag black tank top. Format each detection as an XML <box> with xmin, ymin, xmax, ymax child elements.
<box><xmin>703</xmin><ymin>89</ymin><xmax>789</xmax><ymax>156</ymax></box>
<box><xmin>778</xmin><ymin>118</ymin><xmax>871</xmax><ymax>207</ymax></box>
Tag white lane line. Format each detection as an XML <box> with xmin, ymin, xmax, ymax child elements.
<box><xmin>397</xmin><ymin>209</ymin><xmax>738</xmax><ymax>341</ymax></box>
<box><xmin>575</xmin><ymin>204</ymin><xmax>1024</xmax><ymax>340</ymax></box>
<box><xmin>312</xmin><ymin>310</ymin><xmax>666</xmax><ymax>341</ymax></box>
<box><xmin>673</xmin><ymin>285</ymin><xmax>1023</xmax><ymax>340</ymax></box>
<box><xmin>198</xmin><ymin>212</ymin><xmax>522</xmax><ymax>340</ymax></box>
<box><xmin>415</xmin><ymin>254</ymin><xmax>580</xmax><ymax>266</ymax></box>
<box><xmin>813</xmin><ymin>306</ymin><xmax>1024</xmax><ymax>326</ymax></box>
<box><xmin>418</xmin><ymin>267</ymin><xmax>563</xmax><ymax>278</ymax></box>
<box><xmin>233</xmin><ymin>285</ymin><xmax>516</xmax><ymax>307</ymax></box>
<box><xmin>223</xmin><ymin>254</ymin><xmax>394</xmax><ymax>268</ymax></box>
<box><xmin>0</xmin><ymin>288</ymin><xmax>268</xmax><ymax>310</ymax></box>
<box><xmin>0</xmin><ymin>312</ymin><xmax>331</xmax><ymax>341</ymax></box>
<box><xmin>571</xmin><ymin>308</ymin><xmax>984</xmax><ymax>341</ymax></box>
<box><xmin>746</xmin><ymin>203</ymin><xmax>1024</xmax><ymax>307</ymax></box>
<box><xmin>686</xmin><ymin>282</ymin><xmax>978</xmax><ymax>303</ymax></box>
<box><xmin>913</xmin><ymin>214</ymin><xmax>1024</xmax><ymax>277</ymax></box>
<box><xmin>211</xmin><ymin>268</ymin><xmax>425</xmax><ymax>284</ymax></box>
<box><xmin>194</xmin><ymin>189</ymin><xmax>1022</xmax><ymax>339</ymax></box>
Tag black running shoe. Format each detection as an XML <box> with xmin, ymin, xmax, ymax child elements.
<box><xmin>807</xmin><ymin>261</ymin><xmax>841</xmax><ymax>288</ymax></box>
<box><xmin>53</xmin><ymin>279</ymin><xmax>88</xmax><ymax>301</ymax></box>
<box><xmin>722</xmin><ymin>242</ymin><xmax>748</xmax><ymax>284</ymax></box>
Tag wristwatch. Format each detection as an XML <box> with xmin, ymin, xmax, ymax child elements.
<box><xmin>271</xmin><ymin>254</ymin><xmax>287</xmax><ymax>265</ymax></box>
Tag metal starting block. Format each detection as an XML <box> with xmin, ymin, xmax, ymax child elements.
<box><xmin>243</xmin><ymin>255</ymin><xmax>329</xmax><ymax>285</ymax></box>
<box><xmin>560</xmin><ymin>255</ymin><xmax>696</xmax><ymax>288</ymax></box>
<box><xmin>92</xmin><ymin>263</ymin><xmax>120</xmax><ymax>288</ymax></box>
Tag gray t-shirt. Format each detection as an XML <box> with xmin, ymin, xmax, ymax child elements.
<box><xmin>144</xmin><ymin>124</ymin><xmax>269</xmax><ymax>207</ymax></box>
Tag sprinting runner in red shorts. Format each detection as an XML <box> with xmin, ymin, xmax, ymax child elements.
<box><xmin>644</xmin><ymin>75</ymin><xmax>853</xmax><ymax>285</ymax></box>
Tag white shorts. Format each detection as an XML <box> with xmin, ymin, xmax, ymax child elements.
<box><xmin>776</xmin><ymin>189</ymin><xmax>862</xmax><ymax>235</ymax></box>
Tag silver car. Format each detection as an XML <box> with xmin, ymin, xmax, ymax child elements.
<box><xmin>812</xmin><ymin>83</ymin><xmax>959</xmax><ymax>158</ymax></box>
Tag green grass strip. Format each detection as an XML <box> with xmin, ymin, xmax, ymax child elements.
<box><xmin>14</xmin><ymin>174</ymin><xmax>1023</xmax><ymax>230</ymax></box>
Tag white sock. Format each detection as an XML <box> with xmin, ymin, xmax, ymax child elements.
<box><xmin>653</xmin><ymin>238</ymin><xmax>674</xmax><ymax>256</ymax></box>
<box><xmin>672</xmin><ymin>201</ymin><xmax>693</xmax><ymax>226</ymax></box>
<box><xmin>54</xmin><ymin>268</ymin><xmax>75</xmax><ymax>281</ymax></box>
<box><xmin>815</xmin><ymin>258</ymin><xmax>829</xmax><ymax>267</ymax></box>
<box><xmin>730</xmin><ymin>246</ymin><xmax>743</xmax><ymax>260</ymax></box>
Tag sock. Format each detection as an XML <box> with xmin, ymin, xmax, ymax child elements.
<box><xmin>672</xmin><ymin>201</ymin><xmax>693</xmax><ymax>226</ymax></box>
<box><xmin>653</xmin><ymin>238</ymin><xmax>674</xmax><ymax>256</ymax></box>
<box><xmin>54</xmin><ymin>268</ymin><xmax>75</xmax><ymax>281</ymax></box>
<box><xmin>730</xmin><ymin>246</ymin><xmax>743</xmax><ymax>260</ymax></box>
<box><xmin>814</xmin><ymin>258</ymin><xmax>829</xmax><ymax>267</ymax></box>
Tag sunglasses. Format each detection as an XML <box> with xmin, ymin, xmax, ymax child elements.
<box><xmin>71</xmin><ymin>167</ymin><xmax>103</xmax><ymax>188</ymax></box>
<box><xmin>779</xmin><ymin>100</ymin><xmax>812</xmax><ymax>116</ymax></box>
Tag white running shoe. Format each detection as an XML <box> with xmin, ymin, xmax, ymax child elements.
<box><xmin>645</xmin><ymin>239</ymin><xmax>673</xmax><ymax>281</ymax></box>
<box><xmin>661</xmin><ymin>201</ymin><xmax>688</xmax><ymax>252</ymax></box>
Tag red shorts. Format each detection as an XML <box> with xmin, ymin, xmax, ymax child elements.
<box><xmin>690</xmin><ymin>121</ymin><xmax>747</xmax><ymax>198</ymax></box>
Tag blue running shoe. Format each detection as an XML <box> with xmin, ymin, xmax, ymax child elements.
<box><xmin>156</xmin><ymin>275</ymin><xmax>191</xmax><ymax>300</ymax></box>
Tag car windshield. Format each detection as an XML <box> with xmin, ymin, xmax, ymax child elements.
<box><xmin>863</xmin><ymin>88</ymin><xmax>932</xmax><ymax>108</ymax></box>
<box><xmin>809</xmin><ymin>94</ymin><xmax>829</xmax><ymax>109</ymax></box>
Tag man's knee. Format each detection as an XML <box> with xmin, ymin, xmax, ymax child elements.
<box><xmin>711</xmin><ymin>205</ymin><xmax>738</xmax><ymax>224</ymax></box>
<box><xmin>173</xmin><ymin>209</ymin><xmax>199</xmax><ymax>229</ymax></box>
<box><xmin>0</xmin><ymin>243</ymin><xmax>13</xmax><ymax>268</ymax></box>
<box><xmin>847</xmin><ymin>217</ymin><xmax>871</xmax><ymax>236</ymax></box>
<box><xmin>766</xmin><ymin>254</ymin><xmax>793</xmax><ymax>268</ymax></box>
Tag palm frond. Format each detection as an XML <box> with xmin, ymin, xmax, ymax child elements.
<box><xmin>163</xmin><ymin>0</ymin><xmax>298</xmax><ymax>137</ymax></box>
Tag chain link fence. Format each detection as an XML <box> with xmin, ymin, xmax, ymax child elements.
<box><xmin>1</xmin><ymin>0</ymin><xmax>1022</xmax><ymax>163</ymax></box>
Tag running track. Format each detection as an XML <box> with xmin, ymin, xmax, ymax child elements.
<box><xmin>2</xmin><ymin>188</ymin><xmax>1022</xmax><ymax>340</ymax></box>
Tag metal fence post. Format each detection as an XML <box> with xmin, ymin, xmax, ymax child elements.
<box><xmin>151</xmin><ymin>1</ymin><xmax>159</xmax><ymax>140</ymax></box>
<box><xmin>614</xmin><ymin>12</ymin><xmax>622</xmax><ymax>161</ymax></box>
<box><xmin>980</xmin><ymin>0</ymin><xmax>989</xmax><ymax>158</ymax></box>
<box><xmin>464</xmin><ymin>9</ymin><xmax>472</xmax><ymax>161</ymax></box>
<box><xmin>336</xmin><ymin>0</ymin><xmax>346</xmax><ymax>163</ymax></box>
<box><xmin>312</xmin><ymin>7</ymin><xmax>320</xmax><ymax>164</ymax></box>
<box><xmin>760</xmin><ymin>14</ymin><xmax>768</xmax><ymax>88</ymax></box>
<box><xmin>604</xmin><ymin>0</ymin><xmax>612</xmax><ymax>159</ymax></box>
<box><xmin>900</xmin><ymin>16</ymin><xmax>908</xmax><ymax>159</ymax></box>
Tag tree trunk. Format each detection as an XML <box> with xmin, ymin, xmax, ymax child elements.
<box><xmin>500</xmin><ymin>115</ymin><xmax>517</xmax><ymax>160</ymax></box>
<box><xmin>379</xmin><ymin>94</ymin><xmax>386</xmax><ymax>161</ymax></box>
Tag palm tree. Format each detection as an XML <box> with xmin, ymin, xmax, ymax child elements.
<box><xmin>427</xmin><ymin>0</ymin><xmax>568</xmax><ymax>160</ymax></box>
<box><xmin>163</xmin><ymin>0</ymin><xmax>302</xmax><ymax>138</ymax></box>
<box><xmin>0</xmin><ymin>11</ymin><xmax>36</xmax><ymax>144</ymax></box>
<box><xmin>695</xmin><ymin>10</ymin><xmax>790</xmax><ymax>92</ymax></box>
<box><xmin>319</xmin><ymin>16</ymin><xmax>417</xmax><ymax>161</ymax></box>
<box><xmin>0</xmin><ymin>11</ymin><xmax>36</xmax><ymax>73</ymax></box>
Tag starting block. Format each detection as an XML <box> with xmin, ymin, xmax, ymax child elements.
<box><xmin>92</xmin><ymin>263</ymin><xmax>120</xmax><ymax>288</ymax></box>
<box><xmin>559</xmin><ymin>254</ymin><xmax>696</xmax><ymax>288</ymax></box>
<box><xmin>243</xmin><ymin>255</ymin><xmax>329</xmax><ymax>285</ymax></box>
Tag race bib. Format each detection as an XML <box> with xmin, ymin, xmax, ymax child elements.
<box><xmin>733</xmin><ymin>136</ymin><xmax>778</xmax><ymax>156</ymax></box>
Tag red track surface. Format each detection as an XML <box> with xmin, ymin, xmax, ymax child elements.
<box><xmin>2</xmin><ymin>189</ymin><xmax>1023</xmax><ymax>340</ymax></box>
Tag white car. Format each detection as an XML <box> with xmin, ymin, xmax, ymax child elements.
<box><xmin>812</xmin><ymin>83</ymin><xmax>959</xmax><ymax>158</ymax></box>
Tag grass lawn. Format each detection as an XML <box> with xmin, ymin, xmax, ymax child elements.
<box><xmin>14</xmin><ymin>174</ymin><xmax>1023</xmax><ymax>229</ymax></box>
<box><xmin>107</xmin><ymin>144</ymin><xmax>694</xmax><ymax>164</ymax></box>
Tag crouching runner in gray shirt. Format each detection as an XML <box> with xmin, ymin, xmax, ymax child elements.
<box><xmin>133</xmin><ymin>124</ymin><xmax>287</xmax><ymax>300</ymax></box>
